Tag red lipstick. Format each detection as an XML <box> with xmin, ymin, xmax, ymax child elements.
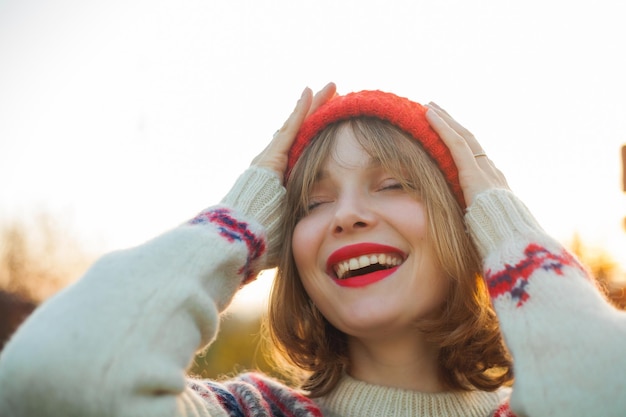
<box><xmin>327</xmin><ymin>243</ymin><xmax>405</xmax><ymax>288</ymax></box>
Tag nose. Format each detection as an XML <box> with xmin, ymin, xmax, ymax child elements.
<box><xmin>331</xmin><ymin>193</ymin><xmax>376</xmax><ymax>235</ymax></box>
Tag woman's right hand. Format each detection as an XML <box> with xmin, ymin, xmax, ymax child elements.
<box><xmin>251</xmin><ymin>82</ymin><xmax>337</xmax><ymax>183</ymax></box>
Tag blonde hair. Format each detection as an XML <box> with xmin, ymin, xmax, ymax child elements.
<box><xmin>266</xmin><ymin>118</ymin><xmax>512</xmax><ymax>397</ymax></box>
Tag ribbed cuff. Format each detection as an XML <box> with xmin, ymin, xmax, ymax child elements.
<box><xmin>220</xmin><ymin>166</ymin><xmax>285</xmax><ymax>267</ymax></box>
<box><xmin>465</xmin><ymin>189</ymin><xmax>545</xmax><ymax>258</ymax></box>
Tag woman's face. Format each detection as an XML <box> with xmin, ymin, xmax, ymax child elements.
<box><xmin>292</xmin><ymin>126</ymin><xmax>449</xmax><ymax>339</ymax></box>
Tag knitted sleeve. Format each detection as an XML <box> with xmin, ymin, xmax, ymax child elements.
<box><xmin>0</xmin><ymin>166</ymin><xmax>284</xmax><ymax>417</ymax></box>
<box><xmin>466</xmin><ymin>189</ymin><xmax>626</xmax><ymax>417</ymax></box>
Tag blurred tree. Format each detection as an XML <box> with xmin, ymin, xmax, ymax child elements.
<box><xmin>0</xmin><ymin>213</ymin><xmax>93</xmax><ymax>349</ymax></box>
<box><xmin>189</xmin><ymin>312</ymin><xmax>275</xmax><ymax>380</ymax></box>
<box><xmin>568</xmin><ymin>233</ymin><xmax>626</xmax><ymax>309</ymax></box>
<box><xmin>0</xmin><ymin>213</ymin><xmax>92</xmax><ymax>302</ymax></box>
<box><xmin>0</xmin><ymin>290</ymin><xmax>37</xmax><ymax>351</ymax></box>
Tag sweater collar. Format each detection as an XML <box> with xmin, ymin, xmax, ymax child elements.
<box><xmin>313</xmin><ymin>373</ymin><xmax>509</xmax><ymax>417</ymax></box>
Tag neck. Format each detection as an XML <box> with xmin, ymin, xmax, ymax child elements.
<box><xmin>347</xmin><ymin>331</ymin><xmax>443</xmax><ymax>393</ymax></box>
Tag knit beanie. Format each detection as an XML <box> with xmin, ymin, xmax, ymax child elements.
<box><xmin>286</xmin><ymin>90</ymin><xmax>464</xmax><ymax>207</ymax></box>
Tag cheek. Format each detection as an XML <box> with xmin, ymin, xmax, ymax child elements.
<box><xmin>292</xmin><ymin>217</ymin><xmax>322</xmax><ymax>272</ymax></box>
<box><xmin>391</xmin><ymin>198</ymin><xmax>429</xmax><ymax>238</ymax></box>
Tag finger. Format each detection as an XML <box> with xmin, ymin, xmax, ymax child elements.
<box><xmin>307</xmin><ymin>82</ymin><xmax>337</xmax><ymax>117</ymax></box>
<box><xmin>426</xmin><ymin>107</ymin><xmax>511</xmax><ymax>201</ymax></box>
<box><xmin>427</xmin><ymin>102</ymin><xmax>459</xmax><ymax>128</ymax></box>
<box><xmin>426</xmin><ymin>101</ymin><xmax>451</xmax><ymax>117</ymax></box>
<box><xmin>272</xmin><ymin>83</ymin><xmax>335</xmax><ymax>152</ymax></box>
<box><xmin>427</xmin><ymin>103</ymin><xmax>485</xmax><ymax>155</ymax></box>
<box><xmin>273</xmin><ymin>87</ymin><xmax>313</xmax><ymax>148</ymax></box>
<box><xmin>425</xmin><ymin>107</ymin><xmax>478</xmax><ymax>170</ymax></box>
<box><xmin>251</xmin><ymin>87</ymin><xmax>312</xmax><ymax>165</ymax></box>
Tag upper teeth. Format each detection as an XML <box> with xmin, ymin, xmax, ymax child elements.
<box><xmin>333</xmin><ymin>253</ymin><xmax>403</xmax><ymax>279</ymax></box>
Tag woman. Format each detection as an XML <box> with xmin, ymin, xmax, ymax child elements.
<box><xmin>0</xmin><ymin>83</ymin><xmax>624</xmax><ymax>417</ymax></box>
<box><xmin>270</xmin><ymin>92</ymin><xmax>511</xmax><ymax>404</ymax></box>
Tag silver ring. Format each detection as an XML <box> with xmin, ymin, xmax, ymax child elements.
<box><xmin>273</xmin><ymin>129</ymin><xmax>280</xmax><ymax>138</ymax></box>
<box><xmin>473</xmin><ymin>152</ymin><xmax>488</xmax><ymax>158</ymax></box>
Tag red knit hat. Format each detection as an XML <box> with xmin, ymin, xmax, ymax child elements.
<box><xmin>286</xmin><ymin>90</ymin><xmax>465</xmax><ymax>207</ymax></box>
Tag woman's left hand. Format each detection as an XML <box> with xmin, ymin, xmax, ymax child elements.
<box><xmin>425</xmin><ymin>102</ymin><xmax>510</xmax><ymax>206</ymax></box>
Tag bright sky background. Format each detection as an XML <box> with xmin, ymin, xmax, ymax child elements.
<box><xmin>1</xmin><ymin>0</ymin><xmax>625</xmax><ymax>311</ymax></box>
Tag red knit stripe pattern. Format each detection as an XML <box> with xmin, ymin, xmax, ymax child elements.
<box><xmin>188</xmin><ymin>208</ymin><xmax>266</xmax><ymax>284</ymax></box>
<box><xmin>286</xmin><ymin>90</ymin><xmax>464</xmax><ymax>207</ymax></box>
<box><xmin>189</xmin><ymin>372</ymin><xmax>323</xmax><ymax>417</ymax></box>
<box><xmin>485</xmin><ymin>243</ymin><xmax>586</xmax><ymax>308</ymax></box>
<box><xmin>492</xmin><ymin>400</ymin><xmax>517</xmax><ymax>417</ymax></box>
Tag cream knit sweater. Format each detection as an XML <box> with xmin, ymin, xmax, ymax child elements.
<box><xmin>0</xmin><ymin>167</ymin><xmax>624</xmax><ymax>417</ymax></box>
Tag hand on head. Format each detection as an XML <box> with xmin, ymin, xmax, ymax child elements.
<box><xmin>425</xmin><ymin>103</ymin><xmax>510</xmax><ymax>206</ymax></box>
<box><xmin>251</xmin><ymin>82</ymin><xmax>337</xmax><ymax>183</ymax></box>
<box><xmin>253</xmin><ymin>84</ymin><xmax>508</xmax><ymax>207</ymax></box>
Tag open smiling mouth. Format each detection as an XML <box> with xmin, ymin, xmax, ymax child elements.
<box><xmin>327</xmin><ymin>243</ymin><xmax>406</xmax><ymax>288</ymax></box>
<box><xmin>333</xmin><ymin>253</ymin><xmax>403</xmax><ymax>280</ymax></box>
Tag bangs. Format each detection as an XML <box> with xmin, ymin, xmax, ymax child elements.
<box><xmin>349</xmin><ymin>118</ymin><xmax>435</xmax><ymax>196</ymax></box>
<box><xmin>285</xmin><ymin>121</ymin><xmax>343</xmax><ymax>221</ymax></box>
<box><xmin>286</xmin><ymin>117</ymin><xmax>444</xmax><ymax>221</ymax></box>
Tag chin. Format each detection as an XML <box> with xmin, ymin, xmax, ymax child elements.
<box><xmin>333</xmin><ymin>307</ymin><xmax>416</xmax><ymax>337</ymax></box>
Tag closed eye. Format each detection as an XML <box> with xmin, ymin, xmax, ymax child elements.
<box><xmin>305</xmin><ymin>197</ymin><xmax>332</xmax><ymax>212</ymax></box>
<box><xmin>307</xmin><ymin>201</ymin><xmax>323</xmax><ymax>211</ymax></box>
<box><xmin>381</xmin><ymin>183</ymin><xmax>403</xmax><ymax>191</ymax></box>
<box><xmin>378</xmin><ymin>178</ymin><xmax>404</xmax><ymax>191</ymax></box>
